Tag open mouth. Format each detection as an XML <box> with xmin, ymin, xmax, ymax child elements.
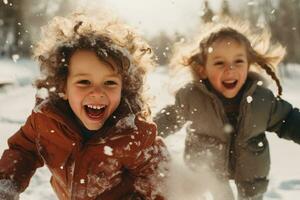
<box><xmin>222</xmin><ymin>80</ymin><xmax>238</xmax><ymax>89</ymax></box>
<box><xmin>84</xmin><ymin>104</ymin><xmax>106</xmax><ymax>120</ymax></box>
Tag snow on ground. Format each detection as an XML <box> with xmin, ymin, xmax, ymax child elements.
<box><xmin>0</xmin><ymin>60</ymin><xmax>300</xmax><ymax>199</ymax></box>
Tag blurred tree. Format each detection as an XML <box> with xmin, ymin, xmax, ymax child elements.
<box><xmin>272</xmin><ymin>0</ymin><xmax>300</xmax><ymax>64</ymax></box>
<box><xmin>220</xmin><ymin>0</ymin><xmax>231</xmax><ymax>17</ymax></box>
<box><xmin>201</xmin><ymin>0</ymin><xmax>214</xmax><ymax>23</ymax></box>
<box><xmin>22</xmin><ymin>0</ymin><xmax>74</xmax><ymax>47</ymax></box>
<box><xmin>148</xmin><ymin>31</ymin><xmax>175</xmax><ymax>66</ymax></box>
<box><xmin>0</xmin><ymin>0</ymin><xmax>27</xmax><ymax>57</ymax></box>
<box><xmin>261</xmin><ymin>0</ymin><xmax>300</xmax><ymax>69</ymax></box>
<box><xmin>0</xmin><ymin>0</ymin><xmax>74</xmax><ymax>58</ymax></box>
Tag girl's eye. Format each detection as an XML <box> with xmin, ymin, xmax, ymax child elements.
<box><xmin>76</xmin><ymin>80</ymin><xmax>91</xmax><ymax>86</ymax></box>
<box><xmin>104</xmin><ymin>80</ymin><xmax>118</xmax><ymax>86</ymax></box>
<box><xmin>235</xmin><ymin>59</ymin><xmax>245</xmax><ymax>64</ymax></box>
<box><xmin>214</xmin><ymin>61</ymin><xmax>224</xmax><ymax>67</ymax></box>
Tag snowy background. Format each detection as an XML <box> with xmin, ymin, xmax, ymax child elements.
<box><xmin>0</xmin><ymin>59</ymin><xmax>300</xmax><ymax>199</ymax></box>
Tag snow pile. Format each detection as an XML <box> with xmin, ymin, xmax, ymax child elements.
<box><xmin>165</xmin><ymin>157</ymin><xmax>232</xmax><ymax>200</ymax></box>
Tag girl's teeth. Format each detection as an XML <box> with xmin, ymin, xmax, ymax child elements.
<box><xmin>87</xmin><ymin>105</ymin><xmax>105</xmax><ymax>110</ymax></box>
<box><xmin>224</xmin><ymin>80</ymin><xmax>236</xmax><ymax>83</ymax></box>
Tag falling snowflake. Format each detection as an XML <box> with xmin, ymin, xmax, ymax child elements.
<box><xmin>223</xmin><ymin>124</ymin><xmax>233</xmax><ymax>134</ymax></box>
<box><xmin>271</xmin><ymin>9</ymin><xmax>275</xmax><ymax>14</ymax></box>
<box><xmin>3</xmin><ymin>0</ymin><xmax>8</xmax><ymax>4</ymax></box>
<box><xmin>246</xmin><ymin>96</ymin><xmax>253</xmax><ymax>103</ymax></box>
<box><xmin>258</xmin><ymin>142</ymin><xmax>264</xmax><ymax>147</ymax></box>
<box><xmin>257</xmin><ymin>81</ymin><xmax>263</xmax><ymax>86</ymax></box>
<box><xmin>208</xmin><ymin>47</ymin><xmax>213</xmax><ymax>53</ymax></box>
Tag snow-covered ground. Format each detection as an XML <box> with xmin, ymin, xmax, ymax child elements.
<box><xmin>0</xmin><ymin>60</ymin><xmax>300</xmax><ymax>199</ymax></box>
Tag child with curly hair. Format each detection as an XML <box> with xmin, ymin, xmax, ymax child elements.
<box><xmin>154</xmin><ymin>20</ymin><xmax>300</xmax><ymax>200</ymax></box>
<box><xmin>0</xmin><ymin>12</ymin><xmax>168</xmax><ymax>200</ymax></box>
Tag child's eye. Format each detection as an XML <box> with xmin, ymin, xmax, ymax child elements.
<box><xmin>76</xmin><ymin>80</ymin><xmax>91</xmax><ymax>86</ymax></box>
<box><xmin>214</xmin><ymin>61</ymin><xmax>224</xmax><ymax>67</ymax></box>
<box><xmin>235</xmin><ymin>59</ymin><xmax>245</xmax><ymax>64</ymax></box>
<box><xmin>104</xmin><ymin>80</ymin><xmax>118</xmax><ymax>86</ymax></box>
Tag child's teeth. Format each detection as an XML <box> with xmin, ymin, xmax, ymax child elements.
<box><xmin>87</xmin><ymin>105</ymin><xmax>105</xmax><ymax>110</ymax></box>
<box><xmin>225</xmin><ymin>80</ymin><xmax>235</xmax><ymax>83</ymax></box>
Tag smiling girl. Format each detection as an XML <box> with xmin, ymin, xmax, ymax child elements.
<box><xmin>0</xmin><ymin>13</ymin><xmax>168</xmax><ymax>200</ymax></box>
<box><xmin>154</xmin><ymin>21</ymin><xmax>300</xmax><ymax>200</ymax></box>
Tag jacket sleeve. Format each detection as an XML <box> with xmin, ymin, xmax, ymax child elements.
<box><xmin>153</xmin><ymin>87</ymin><xmax>188</xmax><ymax>138</ymax></box>
<box><xmin>266</xmin><ymin>91</ymin><xmax>300</xmax><ymax>144</ymax></box>
<box><xmin>0</xmin><ymin>113</ymin><xmax>44</xmax><ymax>195</ymax></box>
<box><xmin>122</xmin><ymin>120</ymin><xmax>170</xmax><ymax>200</ymax></box>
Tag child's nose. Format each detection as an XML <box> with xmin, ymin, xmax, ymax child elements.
<box><xmin>90</xmin><ymin>86</ymin><xmax>105</xmax><ymax>98</ymax></box>
<box><xmin>225</xmin><ymin>64</ymin><xmax>235</xmax><ymax>71</ymax></box>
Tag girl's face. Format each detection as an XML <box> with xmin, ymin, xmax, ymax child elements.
<box><xmin>64</xmin><ymin>50</ymin><xmax>122</xmax><ymax>130</ymax></box>
<box><xmin>202</xmin><ymin>38</ymin><xmax>249</xmax><ymax>98</ymax></box>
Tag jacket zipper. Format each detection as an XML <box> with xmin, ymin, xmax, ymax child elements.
<box><xmin>70</xmin><ymin>141</ymin><xmax>87</xmax><ymax>200</ymax></box>
<box><xmin>212</xmin><ymin>98</ymin><xmax>231</xmax><ymax>177</ymax></box>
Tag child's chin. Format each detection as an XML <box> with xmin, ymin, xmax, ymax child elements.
<box><xmin>84</xmin><ymin>122</ymin><xmax>104</xmax><ymax>131</ymax></box>
<box><xmin>223</xmin><ymin>91</ymin><xmax>238</xmax><ymax>98</ymax></box>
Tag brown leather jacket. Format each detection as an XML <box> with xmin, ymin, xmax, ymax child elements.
<box><xmin>0</xmin><ymin>101</ymin><xmax>168</xmax><ymax>200</ymax></box>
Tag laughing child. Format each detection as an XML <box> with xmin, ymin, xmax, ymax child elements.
<box><xmin>154</xmin><ymin>20</ymin><xmax>300</xmax><ymax>200</ymax></box>
<box><xmin>0</xmin><ymin>13</ymin><xmax>168</xmax><ymax>200</ymax></box>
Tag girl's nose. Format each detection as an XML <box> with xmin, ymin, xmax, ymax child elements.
<box><xmin>90</xmin><ymin>86</ymin><xmax>105</xmax><ymax>98</ymax></box>
<box><xmin>225</xmin><ymin>64</ymin><xmax>235</xmax><ymax>71</ymax></box>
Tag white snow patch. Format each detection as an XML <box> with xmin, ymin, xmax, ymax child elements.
<box><xmin>104</xmin><ymin>146</ymin><xmax>113</xmax><ymax>156</ymax></box>
<box><xmin>11</xmin><ymin>54</ymin><xmax>20</xmax><ymax>63</ymax></box>
<box><xmin>115</xmin><ymin>114</ymin><xmax>137</xmax><ymax>131</ymax></box>
<box><xmin>36</xmin><ymin>87</ymin><xmax>49</xmax><ymax>100</ymax></box>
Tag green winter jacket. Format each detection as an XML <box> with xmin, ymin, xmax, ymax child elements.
<box><xmin>154</xmin><ymin>74</ymin><xmax>300</xmax><ymax>184</ymax></box>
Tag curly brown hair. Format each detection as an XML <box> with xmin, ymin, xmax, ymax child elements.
<box><xmin>34</xmin><ymin>13</ymin><xmax>155</xmax><ymax>119</ymax></box>
<box><xmin>173</xmin><ymin>19</ymin><xmax>286</xmax><ymax>96</ymax></box>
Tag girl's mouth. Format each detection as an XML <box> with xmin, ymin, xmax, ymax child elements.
<box><xmin>84</xmin><ymin>104</ymin><xmax>106</xmax><ymax>120</ymax></box>
<box><xmin>222</xmin><ymin>80</ymin><xmax>238</xmax><ymax>89</ymax></box>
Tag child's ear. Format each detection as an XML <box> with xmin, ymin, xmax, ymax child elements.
<box><xmin>58</xmin><ymin>92</ymin><xmax>68</xmax><ymax>100</ymax></box>
<box><xmin>198</xmin><ymin>65</ymin><xmax>207</xmax><ymax>79</ymax></box>
<box><xmin>59</xmin><ymin>84</ymin><xmax>68</xmax><ymax>100</ymax></box>
<box><xmin>62</xmin><ymin>93</ymin><xmax>68</xmax><ymax>100</ymax></box>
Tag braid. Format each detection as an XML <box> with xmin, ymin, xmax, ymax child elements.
<box><xmin>260</xmin><ymin>63</ymin><xmax>282</xmax><ymax>96</ymax></box>
<box><xmin>252</xmin><ymin>48</ymin><xmax>283</xmax><ymax>97</ymax></box>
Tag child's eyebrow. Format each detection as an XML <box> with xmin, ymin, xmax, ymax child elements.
<box><xmin>235</xmin><ymin>53</ymin><xmax>247</xmax><ymax>57</ymax></box>
<box><xmin>72</xmin><ymin>72</ymin><xmax>121</xmax><ymax>79</ymax></box>
<box><xmin>106</xmin><ymin>73</ymin><xmax>122</xmax><ymax>79</ymax></box>
<box><xmin>72</xmin><ymin>73</ymin><xmax>88</xmax><ymax>78</ymax></box>
<box><xmin>211</xmin><ymin>53</ymin><xmax>246</xmax><ymax>60</ymax></box>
